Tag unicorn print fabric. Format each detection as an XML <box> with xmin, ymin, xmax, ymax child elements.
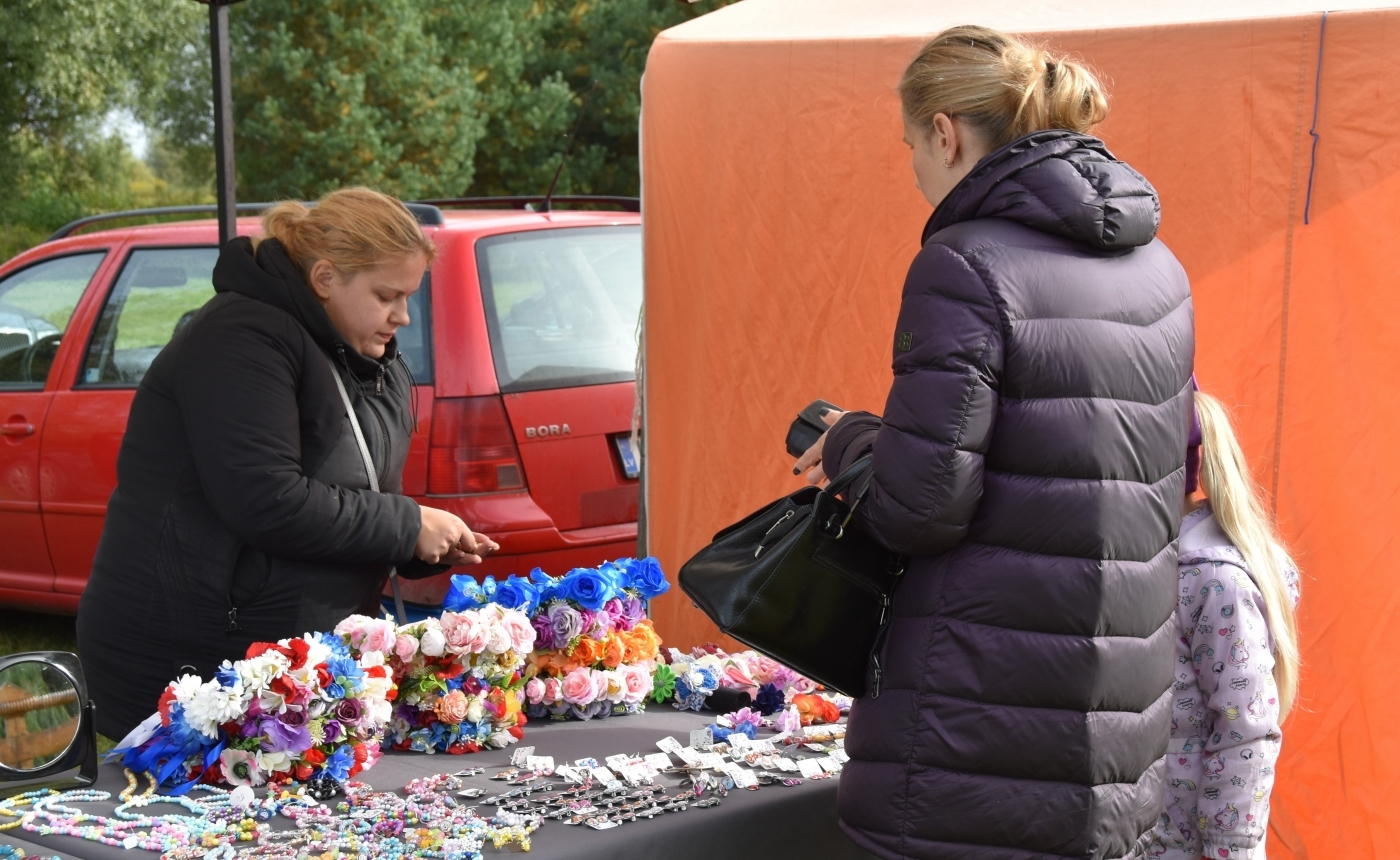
<box><xmin>1149</xmin><ymin>504</ymin><xmax>1300</xmax><ymax>860</ymax></box>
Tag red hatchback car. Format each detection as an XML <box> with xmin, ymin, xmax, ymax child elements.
<box><xmin>0</xmin><ymin>198</ymin><xmax>642</xmax><ymax>614</ymax></box>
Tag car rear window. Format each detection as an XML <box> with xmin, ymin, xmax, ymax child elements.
<box><xmin>475</xmin><ymin>225</ymin><xmax>641</xmax><ymax>393</ymax></box>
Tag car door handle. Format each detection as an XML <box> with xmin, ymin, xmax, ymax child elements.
<box><xmin>0</xmin><ymin>422</ymin><xmax>36</xmax><ymax>437</ymax></box>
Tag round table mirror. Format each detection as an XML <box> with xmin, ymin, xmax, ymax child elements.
<box><xmin>0</xmin><ymin>660</ymin><xmax>82</xmax><ymax>772</ymax></box>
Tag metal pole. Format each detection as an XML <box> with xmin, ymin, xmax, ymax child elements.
<box><xmin>208</xmin><ymin>1</ymin><xmax>237</xmax><ymax>247</ymax></box>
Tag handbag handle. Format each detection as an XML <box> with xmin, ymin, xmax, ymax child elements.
<box><xmin>822</xmin><ymin>454</ymin><xmax>874</xmax><ymax>539</ymax></box>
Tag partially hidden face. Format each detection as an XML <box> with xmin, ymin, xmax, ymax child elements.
<box><xmin>312</xmin><ymin>253</ymin><xmax>428</xmax><ymax>359</ymax></box>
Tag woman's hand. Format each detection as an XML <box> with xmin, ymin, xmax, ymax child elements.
<box><xmin>416</xmin><ymin>505</ymin><xmax>499</xmax><ymax>565</ymax></box>
<box><xmin>791</xmin><ymin>409</ymin><xmax>846</xmax><ymax>486</ymax></box>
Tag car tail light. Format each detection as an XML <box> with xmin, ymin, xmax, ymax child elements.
<box><xmin>427</xmin><ymin>396</ymin><xmax>527</xmax><ymax>495</ymax></box>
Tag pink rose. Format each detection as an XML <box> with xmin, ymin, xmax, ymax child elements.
<box><xmin>333</xmin><ymin>615</ymin><xmax>370</xmax><ymax>649</ymax></box>
<box><xmin>441</xmin><ymin>612</ymin><xmax>488</xmax><ymax>654</ymax></box>
<box><xmin>754</xmin><ymin>656</ymin><xmax>783</xmax><ymax>685</ymax></box>
<box><xmin>393</xmin><ymin>634</ymin><xmax>419</xmax><ymax>663</ymax></box>
<box><xmin>524</xmin><ymin>677</ymin><xmax>546</xmax><ymax>705</ymax></box>
<box><xmin>561</xmin><ymin>668</ymin><xmax>596</xmax><ymax>705</ymax></box>
<box><xmin>502</xmin><ymin>611</ymin><xmax>536</xmax><ymax>653</ymax></box>
<box><xmin>543</xmin><ymin>677</ymin><xmax>562</xmax><ymax>704</ymax></box>
<box><xmin>360</xmin><ymin>619</ymin><xmax>397</xmax><ymax>655</ymax></box>
<box><xmin>620</xmin><ymin>664</ymin><xmax>651</xmax><ymax>704</ymax></box>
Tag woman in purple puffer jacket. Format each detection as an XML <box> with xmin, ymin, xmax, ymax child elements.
<box><xmin>793</xmin><ymin>26</ymin><xmax>1194</xmax><ymax>860</ymax></box>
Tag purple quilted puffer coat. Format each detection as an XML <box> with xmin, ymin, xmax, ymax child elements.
<box><xmin>826</xmin><ymin>130</ymin><xmax>1194</xmax><ymax>860</ymax></box>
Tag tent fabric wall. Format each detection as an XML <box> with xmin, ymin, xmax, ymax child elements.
<box><xmin>640</xmin><ymin>2</ymin><xmax>1400</xmax><ymax>857</ymax></box>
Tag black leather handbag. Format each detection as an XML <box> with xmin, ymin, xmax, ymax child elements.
<box><xmin>678</xmin><ymin>456</ymin><xmax>906</xmax><ymax>698</ymax></box>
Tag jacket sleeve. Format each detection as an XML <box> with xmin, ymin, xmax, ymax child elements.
<box><xmin>823</xmin><ymin>241</ymin><xmax>1002</xmax><ymax>556</ymax></box>
<box><xmin>1191</xmin><ymin>561</ymin><xmax>1280</xmax><ymax>860</ymax></box>
<box><xmin>174</xmin><ymin>307</ymin><xmax>421</xmax><ymax>564</ymax></box>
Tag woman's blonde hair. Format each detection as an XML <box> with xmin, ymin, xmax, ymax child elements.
<box><xmin>257</xmin><ymin>187</ymin><xmax>435</xmax><ymax>279</ymax></box>
<box><xmin>899</xmin><ymin>25</ymin><xmax>1109</xmax><ymax>149</ymax></box>
<box><xmin>1195</xmin><ymin>391</ymin><xmax>1301</xmax><ymax>719</ymax></box>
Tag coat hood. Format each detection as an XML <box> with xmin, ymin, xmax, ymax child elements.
<box><xmin>211</xmin><ymin>236</ymin><xmax>398</xmax><ymax>381</ymax></box>
<box><xmin>922</xmin><ymin>130</ymin><xmax>1161</xmax><ymax>251</ymax></box>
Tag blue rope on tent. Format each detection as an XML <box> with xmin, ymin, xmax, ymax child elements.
<box><xmin>1303</xmin><ymin>11</ymin><xmax>1328</xmax><ymax>225</ymax></box>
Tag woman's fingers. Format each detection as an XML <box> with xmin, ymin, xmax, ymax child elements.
<box><xmin>471</xmin><ymin>532</ymin><xmax>499</xmax><ymax>555</ymax></box>
<box><xmin>805</xmin><ymin>461</ymin><xmax>828</xmax><ymax>486</ymax></box>
<box><xmin>792</xmin><ymin>431</ymin><xmax>828</xmax><ymax>476</ymax></box>
<box><xmin>821</xmin><ymin>409</ymin><xmax>847</xmax><ymax>427</ymax></box>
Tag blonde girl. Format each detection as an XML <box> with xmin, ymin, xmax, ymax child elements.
<box><xmin>1150</xmin><ymin>390</ymin><xmax>1302</xmax><ymax>860</ymax></box>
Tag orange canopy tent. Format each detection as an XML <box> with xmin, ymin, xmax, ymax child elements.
<box><xmin>639</xmin><ymin>1</ymin><xmax>1400</xmax><ymax>857</ymax></box>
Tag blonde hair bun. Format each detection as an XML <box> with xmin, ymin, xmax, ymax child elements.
<box><xmin>899</xmin><ymin>25</ymin><xmax>1109</xmax><ymax>148</ymax></box>
<box><xmin>257</xmin><ymin>187</ymin><xmax>436</xmax><ymax>278</ymax></box>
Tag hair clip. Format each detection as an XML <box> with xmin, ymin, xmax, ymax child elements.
<box><xmin>451</xmin><ymin>767</ymin><xmax>485</xmax><ymax>778</ymax></box>
<box><xmin>491</xmin><ymin>769</ymin><xmax>520</xmax><ymax>781</ymax></box>
<box><xmin>693</xmin><ymin>797</ymin><xmax>722</xmax><ymax>808</ymax></box>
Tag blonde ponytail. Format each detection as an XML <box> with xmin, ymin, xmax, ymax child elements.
<box><xmin>256</xmin><ymin>187</ymin><xmax>435</xmax><ymax>280</ymax></box>
<box><xmin>1195</xmin><ymin>392</ymin><xmax>1301</xmax><ymax>719</ymax></box>
<box><xmin>899</xmin><ymin>25</ymin><xmax>1109</xmax><ymax>149</ymax></box>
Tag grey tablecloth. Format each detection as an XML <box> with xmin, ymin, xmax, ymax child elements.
<box><xmin>10</xmin><ymin>709</ymin><xmax>874</xmax><ymax>860</ymax></box>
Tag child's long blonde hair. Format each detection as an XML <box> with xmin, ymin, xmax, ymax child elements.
<box><xmin>1195</xmin><ymin>392</ymin><xmax>1301</xmax><ymax>719</ymax></box>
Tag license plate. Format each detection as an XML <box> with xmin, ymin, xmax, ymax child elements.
<box><xmin>613</xmin><ymin>434</ymin><xmax>640</xmax><ymax>479</ymax></box>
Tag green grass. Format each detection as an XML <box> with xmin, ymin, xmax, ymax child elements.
<box><xmin>0</xmin><ymin>608</ymin><xmax>78</xmax><ymax>656</ymax></box>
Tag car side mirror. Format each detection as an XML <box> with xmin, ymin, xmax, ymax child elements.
<box><xmin>0</xmin><ymin>651</ymin><xmax>98</xmax><ymax>795</ymax></box>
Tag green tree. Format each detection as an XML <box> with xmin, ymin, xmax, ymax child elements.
<box><xmin>464</xmin><ymin>0</ymin><xmax>734</xmax><ymax>198</ymax></box>
<box><xmin>230</xmin><ymin>0</ymin><xmax>491</xmax><ymax>200</ymax></box>
<box><xmin>0</xmin><ymin>0</ymin><xmax>206</xmax><ymax>258</ymax></box>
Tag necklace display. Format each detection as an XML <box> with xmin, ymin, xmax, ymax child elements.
<box><xmin>0</xmin><ymin>844</ymin><xmax>61</xmax><ymax>860</ymax></box>
<box><xmin>0</xmin><ymin>725</ymin><xmax>844</xmax><ymax>858</ymax></box>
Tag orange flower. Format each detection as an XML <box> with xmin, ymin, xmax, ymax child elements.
<box><xmin>601</xmin><ymin>633</ymin><xmax>626</xmax><ymax>668</ymax></box>
<box><xmin>570</xmin><ymin>636</ymin><xmax>604</xmax><ymax>668</ymax></box>
<box><xmin>629</xmin><ymin>620</ymin><xmax>661</xmax><ymax>662</ymax></box>
<box><xmin>792</xmin><ymin>693</ymin><xmax>839</xmax><ymax>726</ymax></box>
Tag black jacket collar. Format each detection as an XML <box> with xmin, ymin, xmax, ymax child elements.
<box><xmin>211</xmin><ymin>237</ymin><xmax>397</xmax><ymax>381</ymax></box>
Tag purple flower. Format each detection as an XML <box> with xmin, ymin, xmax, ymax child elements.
<box><xmin>531</xmin><ymin>613</ymin><xmax>556</xmax><ymax>651</ymax></box>
<box><xmin>602</xmin><ymin>598</ymin><xmax>627</xmax><ymax>630</ymax></box>
<box><xmin>546</xmin><ymin>602</ymin><xmax>582</xmax><ymax>646</ymax></box>
<box><xmin>278</xmin><ymin>708</ymin><xmax>307</xmax><ymax>728</ymax></box>
<box><xmin>618</xmin><ymin>595</ymin><xmax>646</xmax><ymax>632</ymax></box>
<box><xmin>579</xmin><ymin>609</ymin><xmax>608</xmax><ymax>640</ymax></box>
<box><xmin>321</xmin><ymin>720</ymin><xmax>344</xmax><ymax>744</ymax></box>
<box><xmin>257</xmin><ymin>715</ymin><xmax>311</xmax><ymax>753</ymax></box>
<box><xmin>334</xmin><ymin>698</ymin><xmax>364</xmax><ymax>724</ymax></box>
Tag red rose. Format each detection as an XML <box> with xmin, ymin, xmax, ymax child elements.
<box><xmin>270</xmin><ymin>675</ymin><xmax>297</xmax><ymax>700</ymax></box>
<box><xmin>202</xmin><ymin>763</ymin><xmax>222</xmax><ymax>784</ymax></box>
<box><xmin>287</xmin><ymin>639</ymin><xmax>310</xmax><ymax>670</ymax></box>
<box><xmin>508</xmin><ymin>725</ymin><xmax>524</xmax><ymax>741</ymax></box>
<box><xmin>348</xmin><ymin>763</ymin><xmax>362</xmax><ymax>777</ymax></box>
<box><xmin>302</xmin><ymin>747</ymin><xmax>326</xmax><ymax>765</ymax></box>
<box><xmin>316</xmin><ymin>665</ymin><xmax>333</xmax><ymax>687</ymax></box>
<box><xmin>463</xmin><ymin>741</ymin><xmax>480</xmax><ymax>753</ymax></box>
<box><xmin>294</xmin><ymin>764</ymin><xmax>313</xmax><ymax>781</ymax></box>
<box><xmin>365</xmin><ymin>665</ymin><xmax>387</xmax><ymax>679</ymax></box>
<box><xmin>352</xmin><ymin>744</ymin><xmax>368</xmax><ymax>764</ymax></box>
<box><xmin>385</xmin><ymin>686</ymin><xmax>398</xmax><ymax>702</ymax></box>
<box><xmin>516</xmin><ymin>712</ymin><xmax>528</xmax><ymax>727</ymax></box>
<box><xmin>447</xmin><ymin>743</ymin><xmax>470</xmax><ymax>755</ymax></box>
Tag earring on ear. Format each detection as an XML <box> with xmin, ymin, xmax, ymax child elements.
<box><xmin>943</xmin><ymin>158</ymin><xmax>953</xmax><ymax>168</ymax></box>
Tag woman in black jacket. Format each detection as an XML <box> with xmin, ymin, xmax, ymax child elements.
<box><xmin>77</xmin><ymin>188</ymin><xmax>493</xmax><ymax>738</ymax></box>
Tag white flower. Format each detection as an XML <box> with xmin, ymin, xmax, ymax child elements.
<box><xmin>238</xmin><ymin>652</ymin><xmax>289</xmax><ymax>693</ymax></box>
<box><xmin>183</xmin><ymin>679</ymin><xmax>245</xmax><ymax>738</ymax></box>
<box><xmin>169</xmin><ymin>674</ymin><xmax>205</xmax><ymax>707</ymax></box>
<box><xmin>465</xmin><ymin>697</ymin><xmax>485</xmax><ymax>725</ymax></box>
<box><xmin>485</xmin><ymin>621</ymin><xmax>512</xmax><ymax>655</ymax></box>
<box><xmin>486</xmin><ymin>730</ymin><xmax>514</xmax><ymax>749</ymax></box>
<box><xmin>420</xmin><ymin>623</ymin><xmax>447</xmax><ymax>657</ymax></box>
<box><xmin>256</xmin><ymin>750</ymin><xmax>292</xmax><ymax>774</ymax></box>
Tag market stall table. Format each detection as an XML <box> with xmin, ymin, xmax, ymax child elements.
<box><xmin>6</xmin><ymin>709</ymin><xmax>874</xmax><ymax>860</ymax></box>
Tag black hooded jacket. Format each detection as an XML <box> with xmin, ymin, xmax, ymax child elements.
<box><xmin>77</xmin><ymin>237</ymin><xmax>422</xmax><ymax>738</ymax></box>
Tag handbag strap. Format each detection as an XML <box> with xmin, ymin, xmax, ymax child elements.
<box><xmin>823</xmin><ymin>454</ymin><xmax>875</xmax><ymax>539</ymax></box>
<box><xmin>327</xmin><ymin>355</ymin><xmax>406</xmax><ymax>624</ymax></box>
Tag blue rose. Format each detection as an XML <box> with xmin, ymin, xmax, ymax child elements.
<box><xmin>529</xmin><ymin>567</ymin><xmax>560</xmax><ymax>604</ymax></box>
<box><xmin>321</xmin><ymin>744</ymin><xmax>354</xmax><ymax>781</ymax></box>
<box><xmin>444</xmin><ymin>573</ymin><xmax>488</xmax><ymax>611</ymax></box>
<box><xmin>491</xmin><ymin>574</ymin><xmax>540</xmax><ymax>615</ymax></box>
<box><xmin>559</xmin><ymin>567</ymin><xmax>615</xmax><ymax>611</ymax></box>
<box><xmin>619</xmin><ymin>556</ymin><xmax>670</xmax><ymax>599</ymax></box>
